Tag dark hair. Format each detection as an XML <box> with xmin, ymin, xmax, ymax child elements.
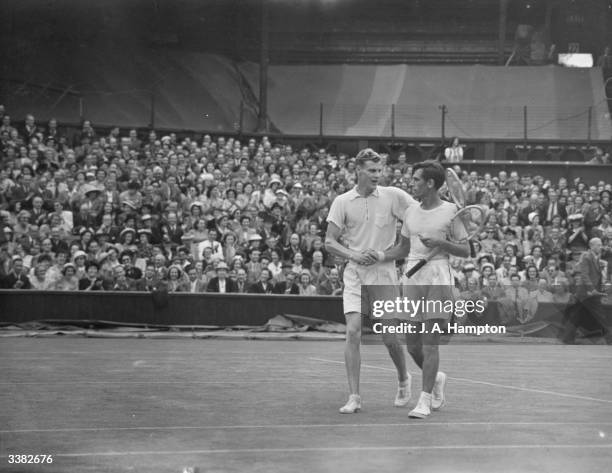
<box><xmin>413</xmin><ymin>160</ymin><xmax>446</xmax><ymax>190</ymax></box>
<box><xmin>355</xmin><ymin>148</ymin><xmax>381</xmax><ymax>167</ymax></box>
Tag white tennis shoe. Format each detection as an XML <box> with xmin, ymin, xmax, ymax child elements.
<box><xmin>339</xmin><ymin>394</ymin><xmax>362</xmax><ymax>414</ymax></box>
<box><xmin>431</xmin><ymin>371</ymin><xmax>447</xmax><ymax>411</ymax></box>
<box><xmin>394</xmin><ymin>373</ymin><xmax>412</xmax><ymax>407</ymax></box>
<box><xmin>409</xmin><ymin>392</ymin><xmax>432</xmax><ymax>419</ymax></box>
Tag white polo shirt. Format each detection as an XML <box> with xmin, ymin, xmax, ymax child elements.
<box><xmin>401</xmin><ymin>200</ymin><xmax>463</xmax><ymax>260</ymax></box>
<box><xmin>327</xmin><ymin>186</ymin><xmax>416</xmax><ymax>252</ymax></box>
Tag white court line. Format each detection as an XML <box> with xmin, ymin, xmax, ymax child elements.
<box><xmin>1</xmin><ymin>444</ymin><xmax>610</xmax><ymax>458</ymax></box>
<box><xmin>0</xmin><ymin>379</ymin><xmax>378</xmax><ymax>386</ymax></box>
<box><xmin>309</xmin><ymin>357</ymin><xmax>612</xmax><ymax>405</ymax></box>
<box><xmin>3</xmin><ymin>421</ymin><xmax>612</xmax><ymax>434</ymax></box>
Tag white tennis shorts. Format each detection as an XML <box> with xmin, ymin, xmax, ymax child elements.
<box><xmin>342</xmin><ymin>261</ymin><xmax>400</xmax><ymax>318</ymax></box>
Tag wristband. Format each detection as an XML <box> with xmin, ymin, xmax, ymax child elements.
<box><xmin>377</xmin><ymin>251</ymin><xmax>385</xmax><ymax>262</ymax></box>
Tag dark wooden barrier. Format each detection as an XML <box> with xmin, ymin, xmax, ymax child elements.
<box><xmin>0</xmin><ymin>290</ymin><xmax>344</xmax><ymax>326</ymax></box>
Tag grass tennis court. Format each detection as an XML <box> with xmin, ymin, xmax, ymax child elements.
<box><xmin>1</xmin><ymin>338</ymin><xmax>611</xmax><ymax>473</ymax></box>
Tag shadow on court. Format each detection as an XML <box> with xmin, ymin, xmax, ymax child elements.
<box><xmin>1</xmin><ymin>339</ymin><xmax>611</xmax><ymax>473</ymax></box>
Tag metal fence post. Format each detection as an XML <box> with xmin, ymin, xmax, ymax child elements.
<box><xmin>319</xmin><ymin>103</ymin><xmax>323</xmax><ymax>137</ymax></box>
<box><xmin>391</xmin><ymin>104</ymin><xmax>395</xmax><ymax>139</ymax></box>
<box><xmin>523</xmin><ymin>105</ymin><xmax>528</xmax><ymax>149</ymax></box>
<box><xmin>587</xmin><ymin>106</ymin><xmax>592</xmax><ymax>146</ymax></box>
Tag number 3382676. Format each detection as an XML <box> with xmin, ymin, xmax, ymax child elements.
<box><xmin>8</xmin><ymin>454</ymin><xmax>53</xmax><ymax>464</ymax></box>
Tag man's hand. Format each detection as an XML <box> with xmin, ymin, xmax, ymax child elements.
<box><xmin>350</xmin><ymin>250</ymin><xmax>378</xmax><ymax>266</ymax></box>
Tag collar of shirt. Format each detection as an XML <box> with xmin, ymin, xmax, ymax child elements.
<box><xmin>347</xmin><ymin>186</ymin><xmax>379</xmax><ymax>201</ymax></box>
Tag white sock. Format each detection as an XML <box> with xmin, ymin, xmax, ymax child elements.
<box><xmin>420</xmin><ymin>391</ymin><xmax>432</xmax><ymax>403</ymax></box>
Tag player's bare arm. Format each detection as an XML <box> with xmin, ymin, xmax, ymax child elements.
<box><xmin>418</xmin><ymin>234</ymin><xmax>469</xmax><ymax>258</ymax></box>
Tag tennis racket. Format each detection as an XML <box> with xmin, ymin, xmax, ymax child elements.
<box><xmin>405</xmin><ymin>168</ymin><xmax>485</xmax><ymax>278</ymax></box>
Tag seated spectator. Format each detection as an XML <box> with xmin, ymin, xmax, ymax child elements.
<box><xmin>166</xmin><ymin>265</ymin><xmax>184</xmax><ymax>293</ymax></box>
<box><xmin>248</xmin><ymin>268</ymin><xmax>274</xmax><ymax>294</ymax></box>
<box><xmin>234</xmin><ymin>268</ymin><xmax>249</xmax><ymax>293</ymax></box>
<box><xmin>29</xmin><ymin>263</ymin><xmax>53</xmax><ymax>290</ymax></box>
<box><xmin>273</xmin><ymin>270</ymin><xmax>299</xmax><ymax>295</ymax></box>
<box><xmin>3</xmin><ymin>255</ymin><xmax>32</xmax><ymax>289</ymax></box>
<box><xmin>498</xmin><ymin>274</ymin><xmax>537</xmax><ymax>325</ymax></box>
<box><xmin>297</xmin><ymin>270</ymin><xmax>317</xmax><ymax>296</ymax></box>
<box><xmin>317</xmin><ymin>267</ymin><xmax>343</xmax><ymax>296</ymax></box>
<box><xmin>79</xmin><ymin>262</ymin><xmax>105</xmax><ymax>291</ymax></box>
<box><xmin>53</xmin><ymin>263</ymin><xmax>79</xmax><ymax>291</ymax></box>
<box><xmin>207</xmin><ymin>262</ymin><xmax>237</xmax><ymax>293</ymax></box>
<box><xmin>111</xmin><ymin>265</ymin><xmax>133</xmax><ymax>291</ymax></box>
<box><xmin>534</xmin><ymin>278</ymin><xmax>554</xmax><ymax>303</ymax></box>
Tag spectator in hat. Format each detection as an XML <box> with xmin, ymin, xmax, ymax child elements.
<box><xmin>118</xmin><ymin>227</ymin><xmax>137</xmax><ymax>253</ymax></box>
<box><xmin>29</xmin><ymin>262</ymin><xmax>53</xmax><ymax>290</ymax></box>
<box><xmin>263</xmin><ymin>177</ymin><xmax>282</xmax><ymax>208</ymax></box>
<box><xmin>53</xmin><ymin>263</ymin><xmax>78</xmax><ymax>291</ymax></box>
<box><xmin>136</xmin><ymin>229</ymin><xmax>154</xmax><ymax>260</ymax></box>
<box><xmin>567</xmin><ymin>214</ymin><xmax>589</xmax><ymax>254</ymax></box>
<box><xmin>1</xmin><ymin>255</ymin><xmax>31</xmax><ymax>289</ymax></box>
<box><xmin>584</xmin><ymin>196</ymin><xmax>605</xmax><ymax>236</ymax></box>
<box><xmin>206</xmin><ymin>261</ymin><xmax>237</xmax><ymax>293</ymax></box>
<box><xmin>72</xmin><ymin>250</ymin><xmax>88</xmax><ymax>279</ymax></box>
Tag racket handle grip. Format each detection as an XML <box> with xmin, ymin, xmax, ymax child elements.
<box><xmin>405</xmin><ymin>259</ymin><xmax>427</xmax><ymax>278</ymax></box>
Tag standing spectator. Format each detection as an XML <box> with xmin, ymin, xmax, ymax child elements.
<box><xmin>444</xmin><ymin>137</ymin><xmax>464</xmax><ymax>163</ymax></box>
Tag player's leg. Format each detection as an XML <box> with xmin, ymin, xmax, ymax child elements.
<box><xmin>409</xmin><ymin>318</ymin><xmax>442</xmax><ymax>419</ymax></box>
<box><xmin>339</xmin><ymin>265</ymin><xmax>363</xmax><ymax>413</ymax></box>
<box><xmin>344</xmin><ymin>312</ymin><xmax>362</xmax><ymax>394</ymax></box>
<box><xmin>405</xmin><ymin>328</ymin><xmax>424</xmax><ymax>369</ymax></box>
<box><xmin>374</xmin><ymin>267</ymin><xmax>411</xmax><ymax>406</ymax></box>
<box><xmin>380</xmin><ymin>319</ymin><xmax>411</xmax><ymax>406</ymax></box>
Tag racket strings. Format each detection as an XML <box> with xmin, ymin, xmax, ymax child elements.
<box><xmin>449</xmin><ymin>206</ymin><xmax>486</xmax><ymax>242</ymax></box>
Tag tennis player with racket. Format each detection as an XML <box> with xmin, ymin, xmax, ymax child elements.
<box><xmin>377</xmin><ymin>160</ymin><xmax>484</xmax><ymax>419</ymax></box>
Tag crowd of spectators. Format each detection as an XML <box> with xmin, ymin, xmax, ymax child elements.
<box><xmin>1</xmin><ymin>109</ymin><xmax>611</xmax><ymax>325</ymax></box>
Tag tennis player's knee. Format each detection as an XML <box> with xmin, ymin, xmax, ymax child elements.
<box><xmin>345</xmin><ymin>313</ymin><xmax>362</xmax><ymax>344</ymax></box>
<box><xmin>422</xmin><ymin>343</ymin><xmax>439</xmax><ymax>358</ymax></box>
<box><xmin>381</xmin><ymin>332</ymin><xmax>400</xmax><ymax>348</ymax></box>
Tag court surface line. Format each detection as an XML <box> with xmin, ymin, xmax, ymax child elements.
<box><xmin>2</xmin><ymin>444</ymin><xmax>610</xmax><ymax>458</ymax></box>
<box><xmin>0</xmin><ymin>380</ymin><xmax>380</xmax><ymax>386</ymax></box>
<box><xmin>309</xmin><ymin>357</ymin><xmax>612</xmax><ymax>404</ymax></box>
<box><xmin>3</xmin><ymin>421</ymin><xmax>612</xmax><ymax>434</ymax></box>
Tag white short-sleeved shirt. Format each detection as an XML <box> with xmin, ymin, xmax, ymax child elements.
<box><xmin>401</xmin><ymin>200</ymin><xmax>464</xmax><ymax>260</ymax></box>
<box><xmin>327</xmin><ymin>186</ymin><xmax>416</xmax><ymax>252</ymax></box>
